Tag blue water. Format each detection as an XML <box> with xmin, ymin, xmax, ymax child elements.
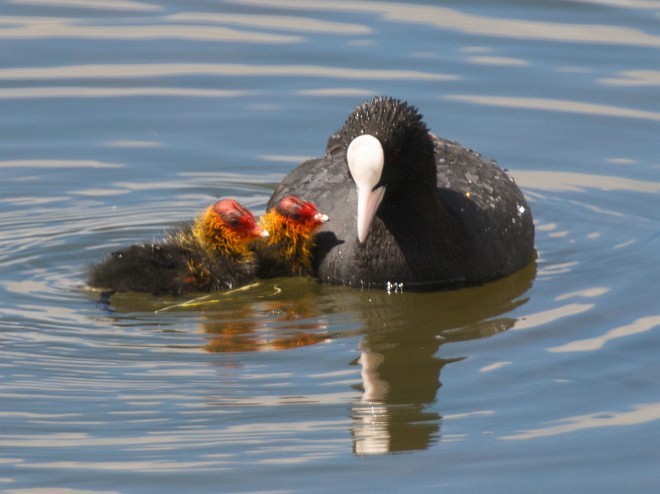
<box><xmin>1</xmin><ymin>1</ymin><xmax>659</xmax><ymax>493</ymax></box>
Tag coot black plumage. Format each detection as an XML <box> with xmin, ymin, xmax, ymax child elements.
<box><xmin>268</xmin><ymin>96</ymin><xmax>535</xmax><ymax>290</ymax></box>
<box><xmin>88</xmin><ymin>199</ymin><xmax>268</xmax><ymax>295</ymax></box>
<box><xmin>254</xmin><ymin>195</ymin><xmax>328</xmax><ymax>278</ymax></box>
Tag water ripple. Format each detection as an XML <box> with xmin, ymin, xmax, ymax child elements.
<box><xmin>501</xmin><ymin>402</ymin><xmax>660</xmax><ymax>440</ymax></box>
<box><xmin>548</xmin><ymin>315</ymin><xmax>660</xmax><ymax>352</ymax></box>
<box><xmin>599</xmin><ymin>70</ymin><xmax>660</xmax><ymax>87</ymax></box>
<box><xmin>167</xmin><ymin>12</ymin><xmax>371</xmax><ymax>35</ymax></box>
<box><xmin>0</xmin><ymin>159</ymin><xmax>124</xmax><ymax>169</ymax></box>
<box><xmin>0</xmin><ymin>87</ymin><xmax>250</xmax><ymax>99</ymax></box>
<box><xmin>0</xmin><ymin>16</ymin><xmax>301</xmax><ymax>43</ymax></box>
<box><xmin>10</xmin><ymin>0</ymin><xmax>161</xmax><ymax>11</ymax></box>
<box><xmin>0</xmin><ymin>0</ymin><xmax>658</xmax><ymax>488</ymax></box>
<box><xmin>445</xmin><ymin>95</ymin><xmax>660</xmax><ymax>122</ymax></box>
<box><xmin>0</xmin><ymin>62</ymin><xmax>455</xmax><ymax>81</ymax></box>
<box><xmin>230</xmin><ymin>0</ymin><xmax>660</xmax><ymax>47</ymax></box>
<box><xmin>514</xmin><ymin>170</ymin><xmax>660</xmax><ymax>194</ymax></box>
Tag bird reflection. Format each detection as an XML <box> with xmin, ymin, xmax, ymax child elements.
<box><xmin>200</xmin><ymin>287</ymin><xmax>331</xmax><ymax>352</ymax></box>
<box><xmin>93</xmin><ymin>261</ymin><xmax>535</xmax><ymax>455</ymax></box>
<box><xmin>200</xmin><ymin>261</ymin><xmax>534</xmax><ymax>454</ymax></box>
<box><xmin>347</xmin><ymin>261</ymin><xmax>536</xmax><ymax>455</ymax></box>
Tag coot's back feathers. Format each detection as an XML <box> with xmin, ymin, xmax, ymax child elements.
<box><xmin>268</xmin><ymin>96</ymin><xmax>535</xmax><ymax>290</ymax></box>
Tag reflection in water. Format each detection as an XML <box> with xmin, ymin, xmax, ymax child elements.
<box><xmin>101</xmin><ymin>262</ymin><xmax>535</xmax><ymax>456</ymax></box>
<box><xmin>351</xmin><ymin>348</ymin><xmax>449</xmax><ymax>455</ymax></box>
<box><xmin>347</xmin><ymin>263</ymin><xmax>535</xmax><ymax>454</ymax></box>
<box><xmin>200</xmin><ymin>292</ymin><xmax>331</xmax><ymax>352</ymax></box>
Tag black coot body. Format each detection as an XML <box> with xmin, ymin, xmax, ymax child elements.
<box><xmin>268</xmin><ymin>96</ymin><xmax>535</xmax><ymax>290</ymax></box>
<box><xmin>88</xmin><ymin>231</ymin><xmax>256</xmax><ymax>296</ymax></box>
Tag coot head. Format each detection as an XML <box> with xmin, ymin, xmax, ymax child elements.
<box><xmin>274</xmin><ymin>195</ymin><xmax>329</xmax><ymax>228</ymax></box>
<box><xmin>341</xmin><ymin>96</ymin><xmax>435</xmax><ymax>242</ymax></box>
<box><xmin>264</xmin><ymin>195</ymin><xmax>329</xmax><ymax>248</ymax></box>
<box><xmin>194</xmin><ymin>198</ymin><xmax>268</xmax><ymax>256</ymax></box>
<box><xmin>257</xmin><ymin>195</ymin><xmax>329</xmax><ymax>277</ymax></box>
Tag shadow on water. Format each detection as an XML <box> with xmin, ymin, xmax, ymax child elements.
<box><xmin>94</xmin><ymin>260</ymin><xmax>535</xmax><ymax>455</ymax></box>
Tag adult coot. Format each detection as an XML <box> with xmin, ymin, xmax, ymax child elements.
<box><xmin>88</xmin><ymin>199</ymin><xmax>268</xmax><ymax>295</ymax></box>
<box><xmin>268</xmin><ymin>96</ymin><xmax>534</xmax><ymax>290</ymax></box>
<box><xmin>254</xmin><ymin>195</ymin><xmax>328</xmax><ymax>278</ymax></box>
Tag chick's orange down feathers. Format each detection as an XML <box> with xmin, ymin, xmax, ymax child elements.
<box><xmin>255</xmin><ymin>196</ymin><xmax>328</xmax><ymax>278</ymax></box>
<box><xmin>88</xmin><ymin>199</ymin><xmax>267</xmax><ymax>295</ymax></box>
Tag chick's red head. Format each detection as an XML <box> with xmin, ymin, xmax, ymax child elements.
<box><xmin>274</xmin><ymin>196</ymin><xmax>329</xmax><ymax>227</ymax></box>
<box><xmin>212</xmin><ymin>199</ymin><xmax>269</xmax><ymax>240</ymax></box>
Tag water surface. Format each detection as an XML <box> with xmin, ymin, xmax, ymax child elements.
<box><xmin>1</xmin><ymin>1</ymin><xmax>659</xmax><ymax>493</ymax></box>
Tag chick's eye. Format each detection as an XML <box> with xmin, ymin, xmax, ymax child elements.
<box><xmin>289</xmin><ymin>212</ymin><xmax>301</xmax><ymax>221</ymax></box>
<box><xmin>225</xmin><ymin>214</ymin><xmax>241</xmax><ymax>227</ymax></box>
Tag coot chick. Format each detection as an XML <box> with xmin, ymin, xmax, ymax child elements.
<box><xmin>88</xmin><ymin>199</ymin><xmax>268</xmax><ymax>295</ymax></box>
<box><xmin>254</xmin><ymin>195</ymin><xmax>328</xmax><ymax>278</ymax></box>
<box><xmin>268</xmin><ymin>96</ymin><xmax>535</xmax><ymax>290</ymax></box>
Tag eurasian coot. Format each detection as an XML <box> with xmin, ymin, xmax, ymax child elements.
<box><xmin>254</xmin><ymin>195</ymin><xmax>328</xmax><ymax>278</ymax></box>
<box><xmin>268</xmin><ymin>96</ymin><xmax>535</xmax><ymax>289</ymax></box>
<box><xmin>88</xmin><ymin>199</ymin><xmax>268</xmax><ymax>295</ymax></box>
